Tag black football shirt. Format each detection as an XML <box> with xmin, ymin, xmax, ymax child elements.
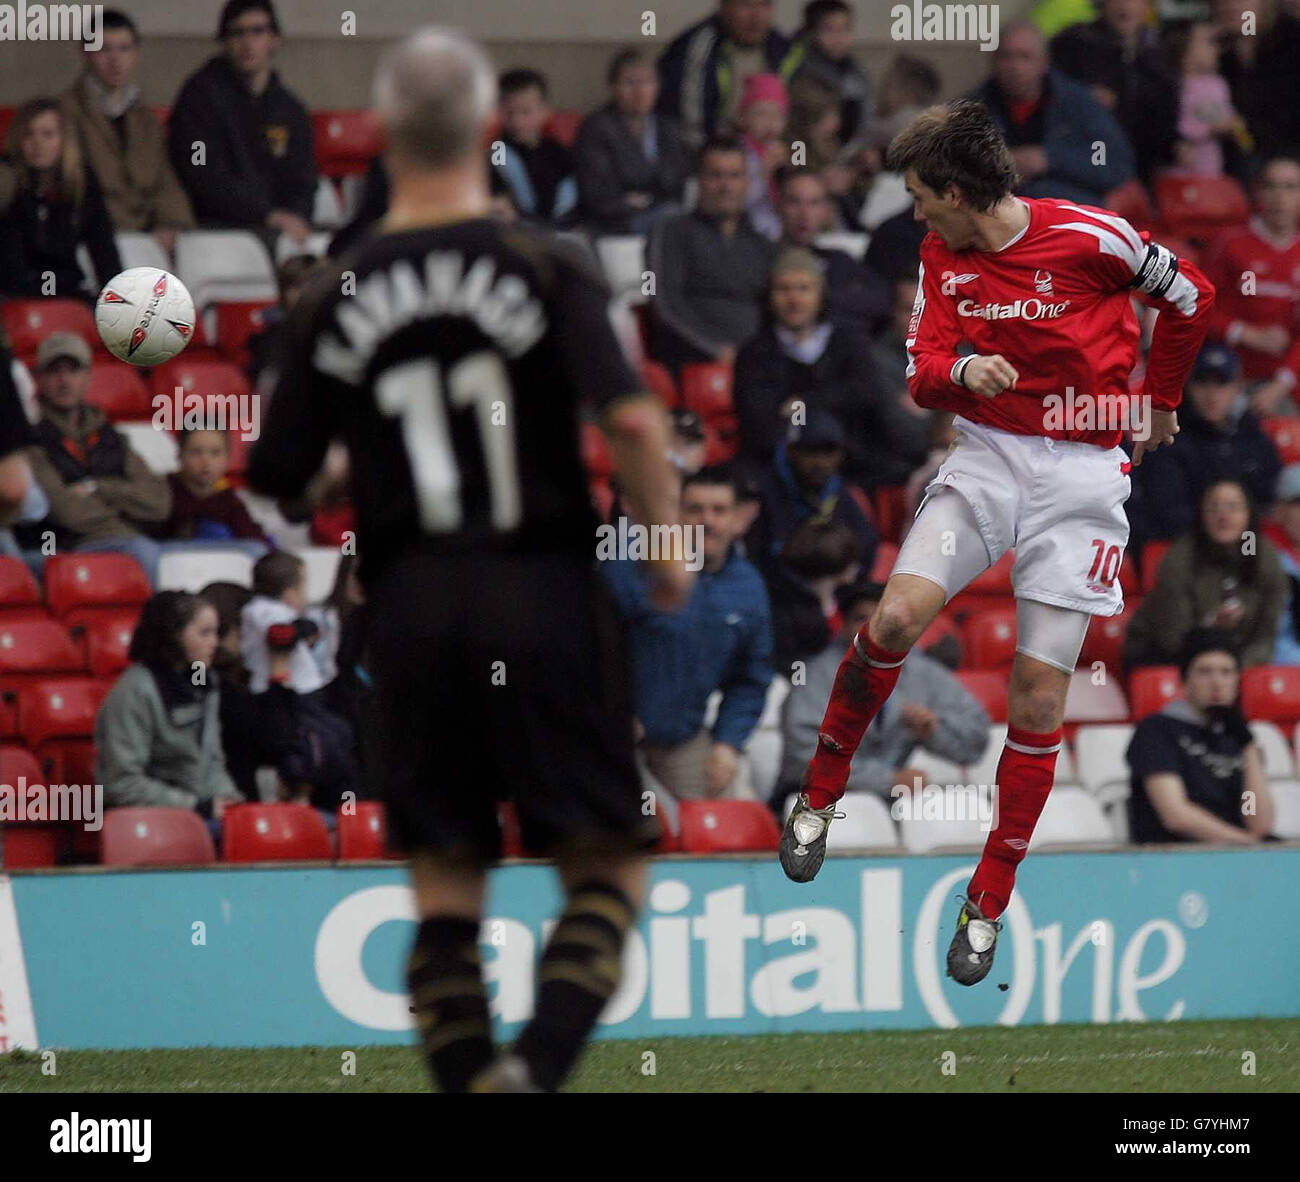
<box><xmin>250</xmin><ymin>217</ymin><xmax>641</xmax><ymax>584</ymax></box>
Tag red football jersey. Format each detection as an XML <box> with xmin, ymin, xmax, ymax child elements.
<box><xmin>905</xmin><ymin>197</ymin><xmax>1216</xmax><ymax>449</ymax></box>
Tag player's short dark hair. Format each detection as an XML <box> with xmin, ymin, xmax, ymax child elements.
<box><xmin>698</xmin><ymin>134</ymin><xmax>747</xmax><ymax>170</ymax></box>
<box><xmin>683</xmin><ymin>464</ymin><xmax>738</xmax><ymax>500</ymax></box>
<box><xmin>128</xmin><ymin>590</ymin><xmax>208</xmax><ymax>669</ymax></box>
<box><xmin>607</xmin><ymin>46</ymin><xmax>651</xmax><ymax>86</ymax></box>
<box><xmin>98</xmin><ymin>9</ymin><xmax>139</xmax><ymax>41</ymax></box>
<box><xmin>781</xmin><ymin>519</ymin><xmax>863</xmax><ymax>579</ymax></box>
<box><xmin>499</xmin><ymin>68</ymin><xmax>548</xmax><ymax>101</ymax></box>
<box><xmin>1179</xmin><ymin>628</ymin><xmax>1240</xmax><ymax>679</ymax></box>
<box><xmin>881</xmin><ymin>55</ymin><xmax>942</xmax><ymax>107</ymax></box>
<box><xmin>802</xmin><ymin>0</ymin><xmax>851</xmax><ymax>31</ymax></box>
<box><xmin>218</xmin><ymin>0</ymin><xmax>280</xmax><ymax>39</ymax></box>
<box><xmin>252</xmin><ymin>550</ymin><xmax>305</xmax><ymax>599</ymax></box>
<box><xmin>886</xmin><ymin>100</ymin><xmax>1018</xmax><ymax>213</ymax></box>
<box><xmin>200</xmin><ymin>581</ymin><xmax>253</xmax><ymax>641</ymax></box>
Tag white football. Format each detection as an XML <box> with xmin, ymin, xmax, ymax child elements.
<box><xmin>95</xmin><ymin>267</ymin><xmax>196</xmax><ymax>366</ymax></box>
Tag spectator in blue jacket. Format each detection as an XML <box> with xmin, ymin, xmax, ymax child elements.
<box><xmin>1128</xmin><ymin>343</ymin><xmax>1282</xmax><ymax>543</ymax></box>
<box><xmin>972</xmin><ymin>20</ymin><xmax>1135</xmax><ymax>206</ymax></box>
<box><xmin>168</xmin><ymin>0</ymin><xmax>315</xmax><ymax>248</ymax></box>
<box><xmin>603</xmin><ymin>465</ymin><xmax>773</xmax><ymax>800</ymax></box>
<box><xmin>657</xmin><ymin>0</ymin><xmax>805</xmax><ymax>149</ymax></box>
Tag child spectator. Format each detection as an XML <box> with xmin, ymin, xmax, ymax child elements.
<box><xmin>160</xmin><ymin>429</ymin><xmax>269</xmax><ymax>551</ymax></box>
<box><xmin>489</xmin><ymin>69</ymin><xmax>577</xmax><ymax>227</ymax></box>
<box><xmin>735</xmin><ymin>73</ymin><xmax>789</xmax><ymax>239</ymax></box>
<box><xmin>1165</xmin><ymin>22</ymin><xmax>1250</xmax><ymax>178</ymax></box>
<box><xmin>96</xmin><ymin>590</ymin><xmax>244</xmax><ymax>818</ymax></box>
<box><xmin>793</xmin><ymin>1</ymin><xmax>874</xmax><ymax>147</ymax></box>
<box><xmin>0</xmin><ymin>97</ymin><xmax>122</xmax><ymax>299</ymax></box>
<box><xmin>241</xmin><ymin>550</ymin><xmax>329</xmax><ymax>694</ymax></box>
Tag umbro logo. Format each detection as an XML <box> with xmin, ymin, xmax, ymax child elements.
<box><xmin>1003</xmin><ymin>837</ymin><xmax>1030</xmax><ymax>850</ymax></box>
<box><xmin>940</xmin><ymin>271</ymin><xmax>979</xmax><ymax>296</ymax></box>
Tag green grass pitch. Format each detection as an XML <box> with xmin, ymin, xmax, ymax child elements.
<box><xmin>1</xmin><ymin>1018</ymin><xmax>1296</xmax><ymax>1092</ymax></box>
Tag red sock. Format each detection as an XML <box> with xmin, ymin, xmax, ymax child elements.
<box><xmin>966</xmin><ymin>723</ymin><xmax>1063</xmax><ymax>920</ymax></box>
<box><xmin>802</xmin><ymin>631</ymin><xmax>909</xmax><ymax>809</ymax></box>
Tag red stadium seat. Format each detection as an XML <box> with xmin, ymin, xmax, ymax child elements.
<box><xmin>0</xmin><ymin>557</ymin><xmax>45</xmax><ymax>616</ymax></box>
<box><xmin>1241</xmin><ymin>666</ymin><xmax>1300</xmax><ymax>726</ymax></box>
<box><xmin>221</xmin><ymin>802</ymin><xmax>333</xmax><ymax>862</ymax></box>
<box><xmin>310</xmin><ymin>502</ymin><xmax>356</xmax><ymax>547</ymax></box>
<box><xmin>544</xmin><ymin>109</ymin><xmax>583</xmax><ymax>148</ymax></box>
<box><xmin>962</xmin><ymin>607</ymin><xmax>1018</xmax><ymax>670</ymax></box>
<box><xmin>85</xmin><ymin>362</ymin><xmax>152</xmax><ymax>421</ymax></box>
<box><xmin>1128</xmin><ymin>665</ymin><xmax>1182</xmax><ymax>720</ymax></box>
<box><xmin>1</xmin><ymin>825</ymin><xmax>61</xmax><ymax>868</ymax></box>
<box><xmin>1154</xmin><ymin>175</ymin><xmax>1249</xmax><ymax>242</ymax></box>
<box><xmin>149</xmin><ymin>356</ymin><xmax>252</xmax><ymax>404</ymax></box>
<box><xmin>499</xmin><ymin>801</ymin><xmax>525</xmax><ymax>857</ymax></box>
<box><xmin>680</xmin><ymin>362</ymin><xmax>734</xmax><ymax>421</ymax></box>
<box><xmin>0</xmin><ymin>299</ymin><xmax>97</xmax><ymax>362</ymax></box>
<box><xmin>17</xmin><ymin>677</ymin><xmax>108</xmax><ymax>782</ymax></box>
<box><xmin>214</xmin><ymin>300</ymin><xmax>276</xmax><ymax>367</ymax></box>
<box><xmin>1260</xmin><ymin>417</ymin><xmax>1300</xmax><ymax>465</ymax></box>
<box><xmin>0</xmin><ymin>106</ymin><xmax>15</xmax><ymax>146</ymax></box>
<box><xmin>44</xmin><ymin>554</ymin><xmax>151</xmax><ymax>622</ymax></box>
<box><xmin>639</xmin><ymin>359</ymin><xmax>678</xmax><ymax>407</ymax></box>
<box><xmin>0</xmin><ymin>618</ymin><xmax>86</xmax><ymax>677</ymax></box>
<box><xmin>677</xmin><ymin>799</ymin><xmax>781</xmax><ymax>853</ymax></box>
<box><xmin>869</xmin><ymin>541</ymin><xmax>898</xmax><ymax>582</ymax></box>
<box><xmin>73</xmin><ymin>609</ymin><xmax>140</xmax><ymax>678</ymax></box>
<box><xmin>0</xmin><ymin>744</ymin><xmax>43</xmax><ymax>785</ymax></box>
<box><xmin>1079</xmin><ymin>611</ymin><xmax>1130</xmax><ymax>675</ymax></box>
<box><xmin>1102</xmin><ymin>179</ymin><xmax>1154</xmax><ymax>230</ymax></box>
<box><xmin>1140</xmin><ymin>539</ymin><xmax>1173</xmax><ymax>594</ymax></box>
<box><xmin>954</xmin><ymin>669</ymin><xmax>1009</xmax><ymax>722</ymax></box>
<box><xmin>702</xmin><ymin>420</ymin><xmax>738</xmax><ymax>465</ymax></box>
<box><xmin>916</xmin><ymin>611</ymin><xmax>962</xmax><ymax>664</ymax></box>
<box><xmin>337</xmin><ymin>801</ymin><xmax>397</xmax><ymax>860</ymax></box>
<box><xmin>312</xmin><ymin>109</ymin><xmax>382</xmax><ymax>177</ymax></box>
<box><xmin>581</xmin><ymin>420</ymin><xmax>612</xmax><ymax>479</ymax></box>
<box><xmin>100</xmin><ymin>807</ymin><xmax>216</xmax><ymax>866</ymax></box>
<box><xmin>964</xmin><ymin>550</ymin><xmax>1015</xmax><ymax>597</ymax></box>
<box><xmin>873</xmin><ymin>485</ymin><xmax>907</xmax><ymax>544</ymax></box>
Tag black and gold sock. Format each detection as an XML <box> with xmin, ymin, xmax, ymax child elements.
<box><xmin>515</xmin><ymin>880</ymin><xmax>636</xmax><ymax>1092</ymax></box>
<box><xmin>406</xmin><ymin>916</ymin><xmax>494</xmax><ymax>1094</ymax></box>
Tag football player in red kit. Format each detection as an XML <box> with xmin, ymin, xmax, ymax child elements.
<box><xmin>779</xmin><ymin>101</ymin><xmax>1215</xmax><ymax>986</ymax></box>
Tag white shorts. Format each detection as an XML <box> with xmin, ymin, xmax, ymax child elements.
<box><xmin>901</xmin><ymin>416</ymin><xmax>1132</xmax><ymax>617</ymax></box>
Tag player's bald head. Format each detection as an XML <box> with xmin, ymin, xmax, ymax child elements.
<box><xmin>373</xmin><ymin>26</ymin><xmax>497</xmax><ymax>169</ymax></box>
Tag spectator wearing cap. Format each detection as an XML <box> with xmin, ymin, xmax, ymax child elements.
<box><xmin>972</xmin><ymin>20</ymin><xmax>1135</xmax><ymax>206</ymax></box>
<box><xmin>1127</xmin><ymin>342</ymin><xmax>1282</xmax><ymax>543</ymax></box>
<box><xmin>1125</xmin><ymin>478</ymin><xmax>1286</xmax><ymax>671</ymax></box>
<box><xmin>775</xmin><ymin>167</ymin><xmax>890</xmax><ymax>337</ymax></box>
<box><xmin>775</xmin><ymin>577</ymin><xmax>989</xmax><ymax>809</ymax></box>
<box><xmin>18</xmin><ymin>331</ymin><xmax>169</xmax><ymax>583</ymax></box>
<box><xmin>1049</xmin><ymin>0</ymin><xmax>1179</xmax><ymax>182</ymax></box>
<box><xmin>747</xmin><ymin>407</ymin><xmax>877</xmax><ymax>579</ymax></box>
<box><xmin>168</xmin><ymin>0</ymin><xmax>315</xmax><ymax>248</ymax></box>
<box><xmin>1263</xmin><ymin>464</ymin><xmax>1300</xmax><ymax>663</ymax></box>
<box><xmin>1125</xmin><ymin>629</ymin><xmax>1277</xmax><ymax>844</ymax></box>
<box><xmin>734</xmin><ymin>246</ymin><xmax>882</xmax><ymax>482</ymax></box>
<box><xmin>603</xmin><ymin>465</ymin><xmax>773</xmax><ymax>800</ymax></box>
<box><xmin>656</xmin><ymin>0</ymin><xmax>804</xmax><ymax>149</ymax></box>
<box><xmin>59</xmin><ymin>8</ymin><xmax>195</xmax><ymax>253</ymax></box>
<box><xmin>645</xmin><ymin>136</ymin><xmax>777</xmax><ymax>372</ymax></box>
<box><xmin>573</xmin><ymin>47</ymin><xmax>692</xmax><ymax>236</ymax></box>
<box><xmin>1204</xmin><ymin>156</ymin><xmax>1300</xmax><ymax>417</ymax></box>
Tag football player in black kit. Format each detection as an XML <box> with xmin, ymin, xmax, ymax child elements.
<box><xmin>249</xmin><ymin>28</ymin><xmax>689</xmax><ymax>1093</ymax></box>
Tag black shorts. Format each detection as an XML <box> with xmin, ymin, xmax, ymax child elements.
<box><xmin>366</xmin><ymin>550</ymin><xmax>657</xmax><ymax>863</ymax></box>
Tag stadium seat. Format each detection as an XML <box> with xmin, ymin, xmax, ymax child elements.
<box><xmin>1128</xmin><ymin>665</ymin><xmax>1182</xmax><ymax>720</ymax></box>
<box><xmin>221</xmin><ymin>802</ymin><xmax>333</xmax><ymax>862</ymax></box>
<box><xmin>747</xmin><ymin>729</ymin><xmax>782</xmax><ymax>799</ymax></box>
<box><xmin>310</xmin><ymin>502</ymin><xmax>355</xmax><ymax>546</ymax></box>
<box><xmin>1241</xmin><ymin>666</ymin><xmax>1300</xmax><ymax>727</ymax></box>
<box><xmin>150</xmin><ymin>355</ymin><xmax>252</xmax><ymax>404</ymax></box>
<box><xmin>0</xmin><ymin>557</ymin><xmax>45</xmax><ymax>618</ymax></box>
<box><xmin>873</xmin><ymin>485</ymin><xmax>907</xmax><ymax>544</ymax></box>
<box><xmin>85</xmin><ymin>361</ymin><xmax>153</xmax><ymax>421</ymax></box>
<box><xmin>72</xmin><ymin>609</ymin><xmax>140</xmax><ymax>678</ymax></box>
<box><xmin>312</xmin><ymin>109</ymin><xmax>382</xmax><ymax>177</ymax></box>
<box><xmin>960</xmin><ymin>549</ymin><xmax>1014</xmax><ymax>600</ymax></box>
<box><xmin>1140</xmin><ymin>539</ymin><xmax>1172</xmax><ymax>594</ymax></box>
<box><xmin>1</xmin><ymin>825</ymin><xmax>61</xmax><ymax>868</ymax></box>
<box><xmin>0</xmin><ymin>298</ymin><xmax>98</xmax><ymax>362</ymax></box>
<box><xmin>337</xmin><ymin>801</ymin><xmax>397</xmax><ymax>860</ymax></box>
<box><xmin>639</xmin><ymin>359</ymin><xmax>678</xmax><ymax>407</ymax></box>
<box><xmin>543</xmin><ymin>109</ymin><xmax>583</xmax><ymax>148</ymax></box>
<box><xmin>44</xmin><ymin>554</ymin><xmax>151</xmax><ymax>621</ymax></box>
<box><xmin>0</xmin><ymin>618</ymin><xmax>86</xmax><ymax>678</ymax></box>
<box><xmin>114</xmin><ymin>231</ymin><xmax>171</xmax><ymax>272</ymax></box>
<box><xmin>895</xmin><ymin>786</ymin><xmax>993</xmax><ymax>853</ymax></box>
<box><xmin>954</xmin><ymin>670</ymin><xmax>1008</xmax><ymax>722</ymax></box>
<box><xmin>1270</xmin><ymin>779</ymin><xmax>1300</xmax><ymax>839</ymax></box>
<box><xmin>274</xmin><ymin>231</ymin><xmax>331</xmax><ymax>264</ymax></box>
<box><xmin>595</xmin><ymin>236</ymin><xmax>647</xmax><ymax>299</ymax></box>
<box><xmin>174</xmin><ymin>230</ymin><xmax>277</xmax><ymax>310</ymax></box>
<box><xmin>758</xmin><ymin>676</ymin><xmax>790</xmax><ymax>729</ymax></box>
<box><xmin>813</xmin><ymin>231</ymin><xmax>868</xmax><ymax>260</ymax></box>
<box><xmin>18</xmin><ymin>677</ymin><xmax>108</xmax><ymax>783</ymax></box>
<box><xmin>100</xmin><ymin>807</ymin><xmax>216</xmax><ymax>866</ymax></box>
<box><xmin>156</xmin><ymin>548</ymin><xmax>255</xmax><ymax>594</ymax></box>
<box><xmin>1079</xmin><ymin>611</ymin><xmax>1130</xmax><ymax>676</ymax></box>
<box><xmin>115</xmin><ymin>422</ymin><xmax>180</xmax><ymax>473</ymax></box>
<box><xmin>301</xmin><ymin>547</ymin><xmax>342</xmax><ymax>603</ymax></box>
<box><xmin>580</xmin><ymin>419</ymin><xmax>612</xmax><ymax>479</ymax></box>
<box><xmin>214</xmin><ymin>300</ymin><xmax>276</xmax><ymax>367</ymax></box>
<box><xmin>1072</xmin><ymin>723</ymin><xmax>1136</xmax><ymax>805</ymax></box>
<box><xmin>1064</xmin><ymin>669</ymin><xmax>1131</xmax><ymax>723</ymax></box>
<box><xmin>782</xmin><ymin>791</ymin><xmax>898</xmax><ymax>849</ymax></box>
<box><xmin>1102</xmin><ymin>178</ymin><xmax>1154</xmax><ymax>230</ymax></box>
<box><xmin>1029</xmin><ymin>787</ymin><xmax>1113</xmax><ymax>849</ymax></box>
<box><xmin>0</xmin><ymin>743</ymin><xmax>43</xmax><ymax>786</ymax></box>
<box><xmin>1154</xmin><ymin>175</ymin><xmax>1249</xmax><ymax>242</ymax></box>
<box><xmin>902</xmin><ymin>751</ymin><xmax>964</xmax><ymax>789</ymax></box>
<box><xmin>677</xmin><ymin>799</ymin><xmax>781</xmax><ymax>853</ymax></box>
<box><xmin>312</xmin><ymin>176</ymin><xmax>346</xmax><ymax>228</ymax></box>
<box><xmin>869</xmin><ymin>541</ymin><xmax>898</xmax><ymax>582</ymax></box>
<box><xmin>962</xmin><ymin>607</ymin><xmax>1018</xmax><ymax>670</ymax></box>
<box><xmin>1250</xmin><ymin>720</ymin><xmax>1295</xmax><ymax>778</ymax></box>
<box><xmin>680</xmin><ymin>362</ymin><xmax>734</xmax><ymax>421</ymax></box>
<box><xmin>1260</xmin><ymin>417</ymin><xmax>1300</xmax><ymax>466</ymax></box>
<box><xmin>916</xmin><ymin>611</ymin><xmax>961</xmax><ymax>664</ymax></box>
